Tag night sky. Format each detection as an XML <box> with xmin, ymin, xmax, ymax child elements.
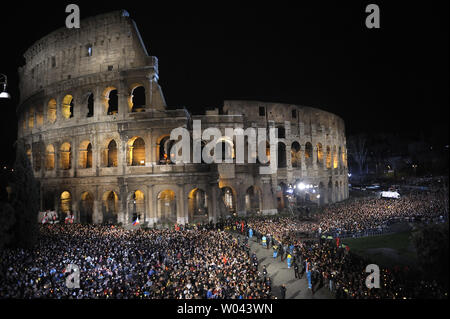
<box><xmin>0</xmin><ymin>1</ymin><xmax>448</xmax><ymax>166</ymax></box>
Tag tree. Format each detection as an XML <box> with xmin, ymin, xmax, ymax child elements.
<box><xmin>10</xmin><ymin>141</ymin><xmax>40</xmax><ymax>249</ymax></box>
<box><xmin>347</xmin><ymin>134</ymin><xmax>368</xmax><ymax>176</ymax></box>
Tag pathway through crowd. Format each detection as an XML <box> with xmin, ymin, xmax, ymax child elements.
<box><xmin>235</xmin><ymin>233</ymin><xmax>333</xmax><ymax>299</ymax></box>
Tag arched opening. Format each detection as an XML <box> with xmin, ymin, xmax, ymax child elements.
<box><xmin>221</xmin><ymin>187</ymin><xmax>236</xmax><ymax>214</ymax></box>
<box><xmin>291</xmin><ymin>142</ymin><xmax>301</xmax><ymax>168</ymax></box>
<box><xmin>245</xmin><ymin>186</ymin><xmax>261</xmax><ymax>213</ymax></box>
<box><xmin>130</xmin><ymin>85</ymin><xmax>146</xmax><ymax>112</ymax></box>
<box><xmin>158</xmin><ymin>136</ymin><xmax>175</xmax><ymax>164</ymax></box>
<box><xmin>277</xmin><ymin>142</ymin><xmax>286</xmax><ymax>168</ymax></box>
<box><xmin>45</xmin><ymin>144</ymin><xmax>55</xmax><ymax>170</ymax></box>
<box><xmin>276</xmin><ymin>182</ymin><xmax>288</xmax><ymax>210</ymax></box>
<box><xmin>60</xmin><ymin>191</ymin><xmax>72</xmax><ymax>216</ymax></box>
<box><xmin>333</xmin><ymin>145</ymin><xmax>338</xmax><ymax>169</ymax></box>
<box><xmin>62</xmin><ymin>94</ymin><xmax>74</xmax><ymax>119</ymax></box>
<box><xmin>47</xmin><ymin>99</ymin><xmax>57</xmax><ymax>123</ymax></box>
<box><xmin>129</xmin><ymin>190</ymin><xmax>145</xmax><ymax>223</ymax></box>
<box><xmin>79</xmin><ymin>141</ymin><xmax>93</xmax><ymax>169</ymax></box>
<box><xmin>157</xmin><ymin>189</ymin><xmax>176</xmax><ymax>223</ymax></box>
<box><xmin>28</xmin><ymin>107</ymin><xmax>34</xmax><ymax>128</ymax></box>
<box><xmin>326</xmin><ymin>146</ymin><xmax>332</xmax><ymax>169</ymax></box>
<box><xmin>342</xmin><ymin>146</ymin><xmax>347</xmax><ymax>168</ymax></box>
<box><xmin>317</xmin><ymin>143</ymin><xmax>323</xmax><ymax>166</ymax></box>
<box><xmin>127</xmin><ymin>137</ymin><xmax>146</xmax><ymax>166</ymax></box>
<box><xmin>188</xmin><ymin>188</ymin><xmax>208</xmax><ymax>222</ymax></box>
<box><xmin>102</xmin><ymin>191</ymin><xmax>119</xmax><ymax>224</ymax></box>
<box><xmin>60</xmin><ymin>142</ymin><xmax>72</xmax><ymax>170</ymax></box>
<box><xmin>305</xmin><ymin>142</ymin><xmax>313</xmax><ymax>167</ymax></box>
<box><xmin>104</xmin><ymin>140</ymin><xmax>118</xmax><ymax>167</ymax></box>
<box><xmin>80</xmin><ymin>192</ymin><xmax>94</xmax><ymax>224</ymax></box>
<box><xmin>87</xmin><ymin>93</ymin><xmax>94</xmax><ymax>117</ymax></box>
<box><xmin>107</xmin><ymin>89</ymin><xmax>118</xmax><ymax>115</ymax></box>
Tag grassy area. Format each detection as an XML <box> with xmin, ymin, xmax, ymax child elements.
<box><xmin>342</xmin><ymin>231</ymin><xmax>418</xmax><ymax>269</ymax></box>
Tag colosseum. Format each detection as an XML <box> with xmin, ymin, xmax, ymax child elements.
<box><xmin>17</xmin><ymin>10</ymin><xmax>348</xmax><ymax>226</ymax></box>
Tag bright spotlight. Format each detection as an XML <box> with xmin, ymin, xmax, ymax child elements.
<box><xmin>298</xmin><ymin>182</ymin><xmax>305</xmax><ymax>190</ymax></box>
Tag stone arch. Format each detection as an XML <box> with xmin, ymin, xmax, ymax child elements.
<box><xmin>245</xmin><ymin>186</ymin><xmax>262</xmax><ymax>213</ymax></box>
<box><xmin>128</xmin><ymin>190</ymin><xmax>145</xmax><ymax>223</ymax></box>
<box><xmin>188</xmin><ymin>188</ymin><xmax>208</xmax><ymax>222</ymax></box>
<box><xmin>127</xmin><ymin>136</ymin><xmax>146</xmax><ymax>166</ymax></box>
<box><xmin>47</xmin><ymin>98</ymin><xmax>57</xmax><ymax>123</ymax></box>
<box><xmin>333</xmin><ymin>145</ymin><xmax>338</xmax><ymax>169</ymax></box>
<box><xmin>129</xmin><ymin>84</ymin><xmax>146</xmax><ymax>112</ymax></box>
<box><xmin>102</xmin><ymin>139</ymin><xmax>118</xmax><ymax>167</ymax></box>
<box><xmin>60</xmin><ymin>191</ymin><xmax>72</xmax><ymax>216</ymax></box>
<box><xmin>317</xmin><ymin>143</ymin><xmax>323</xmax><ymax>166</ymax></box>
<box><xmin>157</xmin><ymin>189</ymin><xmax>177</xmax><ymax>223</ymax></box>
<box><xmin>61</xmin><ymin>94</ymin><xmax>74</xmax><ymax>119</ymax></box>
<box><xmin>103</xmin><ymin>86</ymin><xmax>118</xmax><ymax>115</ymax></box>
<box><xmin>304</xmin><ymin>142</ymin><xmax>313</xmax><ymax>167</ymax></box>
<box><xmin>158</xmin><ymin>135</ymin><xmax>175</xmax><ymax>164</ymax></box>
<box><xmin>291</xmin><ymin>141</ymin><xmax>301</xmax><ymax>168</ymax></box>
<box><xmin>45</xmin><ymin>144</ymin><xmax>55</xmax><ymax>170</ymax></box>
<box><xmin>102</xmin><ymin>191</ymin><xmax>119</xmax><ymax>224</ymax></box>
<box><xmin>214</xmin><ymin>137</ymin><xmax>235</xmax><ymax>162</ymax></box>
<box><xmin>80</xmin><ymin>191</ymin><xmax>94</xmax><ymax>224</ymax></box>
<box><xmin>78</xmin><ymin>140</ymin><xmax>93</xmax><ymax>169</ymax></box>
<box><xmin>60</xmin><ymin>142</ymin><xmax>72</xmax><ymax>170</ymax></box>
<box><xmin>85</xmin><ymin>92</ymin><xmax>94</xmax><ymax>117</ymax></box>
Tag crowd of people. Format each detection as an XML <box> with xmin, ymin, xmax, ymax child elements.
<box><xmin>0</xmin><ymin>224</ymin><xmax>272</xmax><ymax>299</ymax></box>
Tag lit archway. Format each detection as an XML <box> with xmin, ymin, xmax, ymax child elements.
<box><xmin>79</xmin><ymin>141</ymin><xmax>93</xmax><ymax>169</ymax></box>
<box><xmin>221</xmin><ymin>186</ymin><xmax>236</xmax><ymax>214</ymax></box>
<box><xmin>103</xmin><ymin>139</ymin><xmax>118</xmax><ymax>167</ymax></box>
<box><xmin>47</xmin><ymin>99</ymin><xmax>57</xmax><ymax>123</ymax></box>
<box><xmin>291</xmin><ymin>142</ymin><xmax>301</xmax><ymax>168</ymax></box>
<box><xmin>62</xmin><ymin>94</ymin><xmax>74</xmax><ymax>119</ymax></box>
<box><xmin>45</xmin><ymin>144</ymin><xmax>55</xmax><ymax>170</ymax></box>
<box><xmin>188</xmin><ymin>188</ymin><xmax>208</xmax><ymax>222</ymax></box>
<box><xmin>317</xmin><ymin>143</ymin><xmax>323</xmax><ymax>166</ymax></box>
<box><xmin>60</xmin><ymin>142</ymin><xmax>72</xmax><ymax>170</ymax></box>
<box><xmin>129</xmin><ymin>190</ymin><xmax>145</xmax><ymax>222</ymax></box>
<box><xmin>60</xmin><ymin>191</ymin><xmax>72</xmax><ymax>215</ymax></box>
<box><xmin>127</xmin><ymin>137</ymin><xmax>146</xmax><ymax>166</ymax></box>
<box><xmin>305</xmin><ymin>142</ymin><xmax>313</xmax><ymax>167</ymax></box>
<box><xmin>129</xmin><ymin>85</ymin><xmax>146</xmax><ymax>112</ymax></box>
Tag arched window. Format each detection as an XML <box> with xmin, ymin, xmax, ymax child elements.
<box><xmin>291</xmin><ymin>142</ymin><xmax>301</xmax><ymax>168</ymax></box>
<box><xmin>130</xmin><ymin>86</ymin><xmax>146</xmax><ymax>112</ymax></box>
<box><xmin>305</xmin><ymin>142</ymin><xmax>313</xmax><ymax>167</ymax></box>
<box><xmin>79</xmin><ymin>141</ymin><xmax>93</xmax><ymax>169</ymax></box>
<box><xmin>106</xmin><ymin>140</ymin><xmax>118</xmax><ymax>167</ymax></box>
<box><xmin>60</xmin><ymin>191</ymin><xmax>72</xmax><ymax>214</ymax></box>
<box><xmin>47</xmin><ymin>99</ymin><xmax>57</xmax><ymax>123</ymax></box>
<box><xmin>159</xmin><ymin>136</ymin><xmax>175</xmax><ymax>164</ymax></box>
<box><xmin>128</xmin><ymin>137</ymin><xmax>146</xmax><ymax>166</ymax></box>
<box><xmin>62</xmin><ymin>95</ymin><xmax>74</xmax><ymax>119</ymax></box>
<box><xmin>107</xmin><ymin>90</ymin><xmax>118</xmax><ymax>115</ymax></box>
<box><xmin>333</xmin><ymin>145</ymin><xmax>338</xmax><ymax>169</ymax></box>
<box><xmin>60</xmin><ymin>142</ymin><xmax>72</xmax><ymax>170</ymax></box>
<box><xmin>317</xmin><ymin>143</ymin><xmax>323</xmax><ymax>165</ymax></box>
<box><xmin>45</xmin><ymin>144</ymin><xmax>55</xmax><ymax>170</ymax></box>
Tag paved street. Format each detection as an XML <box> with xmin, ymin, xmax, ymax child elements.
<box><xmin>236</xmin><ymin>233</ymin><xmax>333</xmax><ymax>299</ymax></box>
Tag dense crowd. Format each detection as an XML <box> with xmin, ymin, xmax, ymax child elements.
<box><xmin>0</xmin><ymin>224</ymin><xmax>272</xmax><ymax>299</ymax></box>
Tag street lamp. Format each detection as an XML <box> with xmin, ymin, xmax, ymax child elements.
<box><xmin>0</xmin><ymin>74</ymin><xmax>11</xmax><ymax>99</ymax></box>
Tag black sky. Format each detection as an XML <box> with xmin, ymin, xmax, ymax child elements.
<box><xmin>0</xmin><ymin>1</ymin><xmax>448</xmax><ymax>166</ymax></box>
